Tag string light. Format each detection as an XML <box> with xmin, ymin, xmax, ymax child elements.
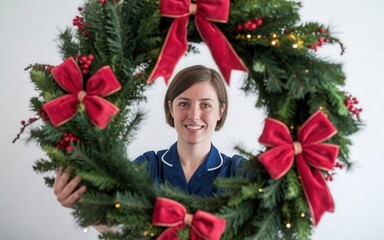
<box><xmin>292</xmin><ymin>43</ymin><xmax>298</xmax><ymax>48</ymax></box>
<box><xmin>83</xmin><ymin>227</ymin><xmax>88</xmax><ymax>233</ymax></box>
<box><xmin>115</xmin><ymin>202</ymin><xmax>121</xmax><ymax>208</ymax></box>
<box><xmin>301</xmin><ymin>212</ymin><xmax>306</xmax><ymax>218</ymax></box>
<box><xmin>258</xmin><ymin>188</ymin><xmax>263</xmax><ymax>192</ymax></box>
<box><xmin>271</xmin><ymin>40</ymin><xmax>277</xmax><ymax>46</ymax></box>
<box><xmin>143</xmin><ymin>230</ymin><xmax>148</xmax><ymax>236</ymax></box>
<box><xmin>246</xmin><ymin>34</ymin><xmax>252</xmax><ymax>39</ymax></box>
<box><xmin>286</xmin><ymin>223</ymin><xmax>292</xmax><ymax>229</ymax></box>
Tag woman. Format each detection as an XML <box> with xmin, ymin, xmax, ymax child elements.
<box><xmin>54</xmin><ymin>65</ymin><xmax>245</xmax><ymax>208</ymax></box>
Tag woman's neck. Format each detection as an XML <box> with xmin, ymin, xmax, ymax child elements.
<box><xmin>177</xmin><ymin>141</ymin><xmax>211</xmax><ymax>182</ymax></box>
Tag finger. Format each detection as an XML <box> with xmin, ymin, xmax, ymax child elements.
<box><xmin>56</xmin><ymin>175</ymin><xmax>83</xmax><ymax>203</ymax></box>
<box><xmin>61</xmin><ymin>185</ymin><xmax>87</xmax><ymax>208</ymax></box>
<box><xmin>54</xmin><ymin>167</ymin><xmax>72</xmax><ymax>195</ymax></box>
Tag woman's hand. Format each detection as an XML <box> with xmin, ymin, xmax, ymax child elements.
<box><xmin>54</xmin><ymin>167</ymin><xmax>87</xmax><ymax>208</ymax></box>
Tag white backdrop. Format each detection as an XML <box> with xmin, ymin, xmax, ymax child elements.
<box><xmin>1</xmin><ymin>0</ymin><xmax>383</xmax><ymax>239</ymax></box>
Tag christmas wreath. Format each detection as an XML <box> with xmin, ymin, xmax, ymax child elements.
<box><xmin>14</xmin><ymin>0</ymin><xmax>362</xmax><ymax>239</ymax></box>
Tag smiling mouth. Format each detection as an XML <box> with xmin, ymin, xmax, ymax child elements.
<box><xmin>186</xmin><ymin>125</ymin><xmax>204</xmax><ymax>130</ymax></box>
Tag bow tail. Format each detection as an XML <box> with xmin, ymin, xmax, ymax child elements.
<box><xmin>83</xmin><ymin>96</ymin><xmax>119</xmax><ymax>129</ymax></box>
<box><xmin>296</xmin><ymin>155</ymin><xmax>335</xmax><ymax>226</ymax></box>
<box><xmin>195</xmin><ymin>15</ymin><xmax>248</xmax><ymax>84</ymax></box>
<box><xmin>147</xmin><ymin>17</ymin><xmax>189</xmax><ymax>84</ymax></box>
<box><xmin>43</xmin><ymin>95</ymin><xmax>79</xmax><ymax>127</ymax></box>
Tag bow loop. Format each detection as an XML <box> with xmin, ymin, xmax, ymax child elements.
<box><xmin>153</xmin><ymin>197</ymin><xmax>226</xmax><ymax>240</ymax></box>
<box><xmin>258</xmin><ymin>111</ymin><xmax>339</xmax><ymax>226</ymax></box>
<box><xmin>43</xmin><ymin>57</ymin><xmax>121</xmax><ymax>129</ymax></box>
<box><xmin>51</xmin><ymin>58</ymin><xmax>83</xmax><ymax>93</ymax></box>
<box><xmin>86</xmin><ymin>66</ymin><xmax>121</xmax><ymax>96</ymax></box>
<box><xmin>298</xmin><ymin>111</ymin><xmax>337</xmax><ymax>144</ymax></box>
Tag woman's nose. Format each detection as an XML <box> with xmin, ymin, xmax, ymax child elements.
<box><xmin>188</xmin><ymin>105</ymin><xmax>200</xmax><ymax>120</ymax></box>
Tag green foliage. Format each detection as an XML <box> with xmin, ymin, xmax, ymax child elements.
<box><xmin>16</xmin><ymin>0</ymin><xmax>362</xmax><ymax>239</ymax></box>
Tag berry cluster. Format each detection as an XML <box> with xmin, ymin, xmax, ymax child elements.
<box><xmin>37</xmin><ymin>108</ymin><xmax>49</xmax><ymax>121</ymax></box>
<box><xmin>345</xmin><ymin>95</ymin><xmax>362</xmax><ymax>116</ymax></box>
<box><xmin>73</xmin><ymin>7</ymin><xmax>90</xmax><ymax>38</ymax></box>
<box><xmin>100</xmin><ymin>0</ymin><xmax>106</xmax><ymax>3</ymax></box>
<box><xmin>13</xmin><ymin>115</ymin><xmax>40</xmax><ymax>143</ymax></box>
<box><xmin>73</xmin><ymin>15</ymin><xmax>85</xmax><ymax>31</ymax></box>
<box><xmin>56</xmin><ymin>132</ymin><xmax>80</xmax><ymax>152</ymax></box>
<box><xmin>21</xmin><ymin>117</ymin><xmax>37</xmax><ymax>126</ymax></box>
<box><xmin>325</xmin><ymin>162</ymin><xmax>344</xmax><ymax>182</ymax></box>
<box><xmin>236</xmin><ymin>17</ymin><xmax>263</xmax><ymax>31</ymax></box>
<box><xmin>76</xmin><ymin>54</ymin><xmax>95</xmax><ymax>75</ymax></box>
<box><xmin>308</xmin><ymin>27</ymin><xmax>331</xmax><ymax>52</ymax></box>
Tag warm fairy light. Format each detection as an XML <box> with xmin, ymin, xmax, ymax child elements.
<box><xmin>150</xmin><ymin>233</ymin><xmax>155</xmax><ymax>237</ymax></box>
<box><xmin>271</xmin><ymin>40</ymin><xmax>277</xmax><ymax>45</ymax></box>
<box><xmin>115</xmin><ymin>202</ymin><xmax>121</xmax><ymax>208</ymax></box>
<box><xmin>272</xmin><ymin>33</ymin><xmax>277</xmax><ymax>38</ymax></box>
<box><xmin>246</xmin><ymin>34</ymin><xmax>252</xmax><ymax>39</ymax></box>
<box><xmin>301</xmin><ymin>212</ymin><xmax>306</xmax><ymax>218</ymax></box>
<box><xmin>143</xmin><ymin>230</ymin><xmax>148</xmax><ymax>236</ymax></box>
<box><xmin>83</xmin><ymin>228</ymin><xmax>88</xmax><ymax>233</ymax></box>
<box><xmin>290</xmin><ymin>125</ymin><xmax>294</xmax><ymax>130</ymax></box>
<box><xmin>257</xmin><ymin>35</ymin><xmax>262</xmax><ymax>39</ymax></box>
<box><xmin>258</xmin><ymin>188</ymin><xmax>263</xmax><ymax>192</ymax></box>
<box><xmin>289</xmin><ymin>34</ymin><xmax>296</xmax><ymax>40</ymax></box>
<box><xmin>292</xmin><ymin>43</ymin><xmax>298</xmax><ymax>48</ymax></box>
<box><xmin>305</xmin><ymin>69</ymin><xmax>309</xmax><ymax>73</ymax></box>
<box><xmin>286</xmin><ymin>223</ymin><xmax>291</xmax><ymax>228</ymax></box>
<box><xmin>319</xmin><ymin>106</ymin><xmax>323</xmax><ymax>111</ymax></box>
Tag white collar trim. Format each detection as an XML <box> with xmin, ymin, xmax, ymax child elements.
<box><xmin>161</xmin><ymin>148</ymin><xmax>173</xmax><ymax>167</ymax></box>
<box><xmin>207</xmin><ymin>148</ymin><xmax>223</xmax><ymax>171</ymax></box>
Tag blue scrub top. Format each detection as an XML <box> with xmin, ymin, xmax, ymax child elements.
<box><xmin>134</xmin><ymin>143</ymin><xmax>245</xmax><ymax>197</ymax></box>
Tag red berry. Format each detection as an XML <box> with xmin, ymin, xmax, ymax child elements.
<box><xmin>80</xmin><ymin>56</ymin><xmax>87</xmax><ymax>63</ymax></box>
<box><xmin>78</xmin><ymin>7</ymin><xmax>82</xmax><ymax>11</ymax></box>
<box><xmin>21</xmin><ymin>120</ymin><xmax>26</xmax><ymax>125</ymax></box>
<box><xmin>318</xmin><ymin>27</ymin><xmax>326</xmax><ymax>34</ymax></box>
<box><xmin>87</xmin><ymin>54</ymin><xmax>94</xmax><ymax>60</ymax></box>
<box><xmin>237</xmin><ymin>24</ymin><xmax>242</xmax><ymax>31</ymax></box>
<box><xmin>318</xmin><ymin>37</ymin><xmax>324</xmax><ymax>46</ymax></box>
<box><xmin>82</xmin><ymin>69</ymin><xmax>89</xmax><ymax>75</ymax></box>
<box><xmin>66</xmin><ymin>146</ymin><xmax>73</xmax><ymax>152</ymax></box>
<box><xmin>250</xmin><ymin>23</ymin><xmax>257</xmax><ymax>30</ymax></box>
<box><xmin>255</xmin><ymin>18</ymin><xmax>263</xmax><ymax>26</ymax></box>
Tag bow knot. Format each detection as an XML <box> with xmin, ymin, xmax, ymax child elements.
<box><xmin>147</xmin><ymin>0</ymin><xmax>248</xmax><ymax>84</ymax></box>
<box><xmin>153</xmin><ymin>197</ymin><xmax>226</xmax><ymax>240</ymax></box>
<box><xmin>43</xmin><ymin>57</ymin><xmax>121</xmax><ymax>129</ymax></box>
<box><xmin>293</xmin><ymin>141</ymin><xmax>302</xmax><ymax>155</ymax></box>
<box><xmin>258</xmin><ymin>111</ymin><xmax>339</xmax><ymax>225</ymax></box>
<box><xmin>77</xmin><ymin>90</ymin><xmax>87</xmax><ymax>103</ymax></box>
<box><xmin>189</xmin><ymin>3</ymin><xmax>197</xmax><ymax>15</ymax></box>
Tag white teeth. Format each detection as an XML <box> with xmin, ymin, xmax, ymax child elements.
<box><xmin>186</xmin><ymin>125</ymin><xmax>202</xmax><ymax>130</ymax></box>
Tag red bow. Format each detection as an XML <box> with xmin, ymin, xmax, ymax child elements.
<box><xmin>147</xmin><ymin>0</ymin><xmax>248</xmax><ymax>84</ymax></box>
<box><xmin>43</xmin><ymin>57</ymin><xmax>121</xmax><ymax>129</ymax></box>
<box><xmin>152</xmin><ymin>197</ymin><xmax>226</xmax><ymax>240</ymax></box>
<box><xmin>258</xmin><ymin>111</ymin><xmax>339</xmax><ymax>225</ymax></box>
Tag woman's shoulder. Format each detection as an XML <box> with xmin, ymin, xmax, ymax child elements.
<box><xmin>134</xmin><ymin>149</ymin><xmax>168</xmax><ymax>163</ymax></box>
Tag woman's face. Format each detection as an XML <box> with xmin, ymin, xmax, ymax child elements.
<box><xmin>169</xmin><ymin>81</ymin><xmax>225</xmax><ymax>146</ymax></box>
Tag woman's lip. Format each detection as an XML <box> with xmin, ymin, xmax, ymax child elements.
<box><xmin>185</xmin><ymin>125</ymin><xmax>204</xmax><ymax>130</ymax></box>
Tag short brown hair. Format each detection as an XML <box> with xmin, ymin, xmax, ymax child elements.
<box><xmin>164</xmin><ymin>65</ymin><xmax>228</xmax><ymax>131</ymax></box>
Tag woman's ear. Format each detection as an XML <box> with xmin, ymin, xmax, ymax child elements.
<box><xmin>168</xmin><ymin>100</ymin><xmax>174</xmax><ymax>117</ymax></box>
<box><xmin>218</xmin><ymin>103</ymin><xmax>226</xmax><ymax>120</ymax></box>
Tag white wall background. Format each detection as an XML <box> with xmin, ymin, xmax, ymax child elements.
<box><xmin>1</xmin><ymin>0</ymin><xmax>383</xmax><ymax>239</ymax></box>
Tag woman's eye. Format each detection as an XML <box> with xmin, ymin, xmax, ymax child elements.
<box><xmin>201</xmin><ymin>103</ymin><xmax>211</xmax><ymax>109</ymax></box>
<box><xmin>178</xmin><ymin>102</ymin><xmax>189</xmax><ymax>108</ymax></box>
